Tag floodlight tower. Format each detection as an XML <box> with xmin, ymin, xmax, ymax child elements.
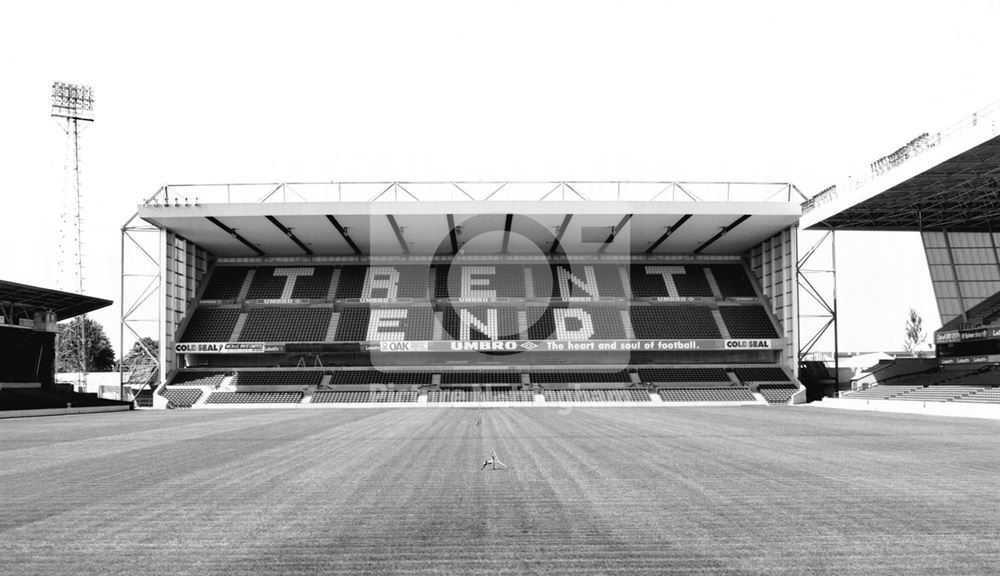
<box><xmin>51</xmin><ymin>81</ymin><xmax>94</xmax><ymax>389</ymax></box>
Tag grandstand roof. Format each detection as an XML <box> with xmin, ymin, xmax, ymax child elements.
<box><xmin>0</xmin><ymin>280</ymin><xmax>112</xmax><ymax>321</ymax></box>
<box><xmin>136</xmin><ymin>182</ymin><xmax>802</xmax><ymax>258</ymax></box>
<box><xmin>802</xmin><ymin>101</ymin><xmax>1000</xmax><ymax>231</ymax></box>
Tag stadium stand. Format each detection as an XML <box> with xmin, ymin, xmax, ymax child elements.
<box><xmin>312</xmin><ymin>390</ymin><xmax>418</xmax><ymax>403</ymax></box>
<box><xmin>429</xmin><ymin>388</ymin><xmax>534</xmax><ymax>402</ymax></box>
<box><xmin>954</xmin><ymin>386</ymin><xmax>1000</xmax><ymax>403</ymax></box>
<box><xmin>201</xmin><ymin>267</ymin><xmax>248</xmax><ymax>300</ymax></box>
<box><xmin>709</xmin><ymin>265</ymin><xmax>757</xmax><ymax>298</ymax></box>
<box><xmin>638</xmin><ymin>367</ymin><xmax>730</xmax><ymax>384</ymax></box>
<box><xmin>334</xmin><ymin>307</ymin><xmax>436</xmax><ymax>341</ymax></box>
<box><xmin>169</xmin><ymin>371</ymin><xmax>226</xmax><ymax>387</ymax></box>
<box><xmin>234</xmin><ymin>370</ymin><xmax>324</xmax><ymax>387</ymax></box>
<box><xmin>630</xmin><ymin>306</ymin><xmax>721</xmax><ymax>339</ymax></box>
<box><xmin>440</xmin><ymin>371</ymin><xmax>521</xmax><ymax>384</ymax></box>
<box><xmin>630</xmin><ymin>264</ymin><xmax>713</xmax><ymax>297</ymax></box>
<box><xmin>160</xmin><ymin>388</ymin><xmax>203</xmax><ymax>407</ymax></box>
<box><xmin>733</xmin><ymin>366</ymin><xmax>790</xmax><ymax>382</ymax></box>
<box><xmin>178</xmin><ymin>308</ymin><xmax>241</xmax><ymax>342</ymax></box>
<box><xmin>238</xmin><ymin>307</ymin><xmax>332</xmax><ymax>342</ymax></box>
<box><xmin>543</xmin><ymin>389</ymin><xmax>650</xmax><ymax>402</ymax></box>
<box><xmin>291</xmin><ymin>267</ymin><xmax>335</xmax><ymax>299</ymax></box>
<box><xmin>327</xmin><ymin>370</ymin><xmax>434</xmax><ymax>386</ymax></box>
<box><xmin>889</xmin><ymin>385</ymin><xmax>986</xmax><ymax>402</ymax></box>
<box><xmin>441</xmin><ymin>306</ymin><xmax>520</xmax><ymax>340</ymax></box>
<box><xmin>526</xmin><ymin>306</ymin><xmax>626</xmax><ymax>339</ymax></box>
<box><xmin>548</xmin><ymin>264</ymin><xmax>625</xmax><ymax>298</ymax></box>
<box><xmin>719</xmin><ymin>306</ymin><xmax>779</xmax><ymax>338</ymax></box>
<box><xmin>757</xmin><ymin>384</ymin><xmax>797</xmax><ymax>404</ymax></box>
<box><xmin>205</xmin><ymin>391</ymin><xmax>303</xmax><ymax>404</ymax></box>
<box><xmin>658</xmin><ymin>388</ymin><xmax>755</xmax><ymax>402</ymax></box>
<box><xmin>528</xmin><ymin>370</ymin><xmax>632</xmax><ymax>384</ymax></box>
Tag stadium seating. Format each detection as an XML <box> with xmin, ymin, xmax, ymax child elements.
<box><xmin>844</xmin><ymin>384</ymin><xmax>923</xmax><ymax>400</ymax></box>
<box><xmin>658</xmin><ymin>388</ymin><xmax>755</xmax><ymax>402</ymax></box>
<box><xmin>178</xmin><ymin>308</ymin><xmax>241</xmax><ymax>342</ymax></box>
<box><xmin>526</xmin><ymin>306</ymin><xmax>626</xmax><ymax>339</ymax></box>
<box><xmin>160</xmin><ymin>387</ymin><xmax>203</xmax><ymax>407</ymax></box>
<box><xmin>709</xmin><ymin>265</ymin><xmax>756</xmax><ymax>298</ymax></box>
<box><xmin>169</xmin><ymin>371</ymin><xmax>226</xmax><ymax>387</ymax></box>
<box><xmin>638</xmin><ymin>367</ymin><xmax>730</xmax><ymax>383</ymax></box>
<box><xmin>205</xmin><ymin>391</ymin><xmax>303</xmax><ymax>404</ymax></box>
<box><xmin>328</xmin><ymin>370</ymin><xmax>434</xmax><ymax>385</ymax></box>
<box><xmin>733</xmin><ymin>366</ymin><xmax>789</xmax><ymax>382</ymax></box>
<box><xmin>440</xmin><ymin>371</ymin><xmax>522</xmax><ymax>385</ymax></box>
<box><xmin>291</xmin><ymin>267</ymin><xmax>335</xmax><ymax>299</ymax></box>
<box><xmin>528</xmin><ymin>370</ymin><xmax>632</xmax><ymax>384</ymax></box>
<box><xmin>438</xmin><ymin>264</ymin><xmax>527</xmax><ymax>299</ymax></box>
<box><xmin>312</xmin><ymin>390</ymin><xmax>418</xmax><ymax>403</ymax></box>
<box><xmin>719</xmin><ymin>306</ymin><xmax>779</xmax><ymax>338</ymax></box>
<box><xmin>954</xmin><ymin>386</ymin><xmax>1000</xmax><ymax>403</ymax></box>
<box><xmin>893</xmin><ymin>385</ymin><xmax>986</xmax><ymax>402</ymax></box>
<box><xmin>334</xmin><ymin>307</ymin><xmax>436</xmax><ymax>341</ymax></box>
<box><xmin>630</xmin><ymin>265</ymin><xmax>713</xmax><ymax>297</ymax></box>
<box><xmin>757</xmin><ymin>384</ymin><xmax>797</xmax><ymax>404</ymax></box>
<box><xmin>545</xmin><ymin>264</ymin><xmax>625</xmax><ymax>299</ymax></box>
<box><xmin>441</xmin><ymin>306</ymin><xmax>520</xmax><ymax>340</ymax></box>
<box><xmin>234</xmin><ymin>370</ymin><xmax>324</xmax><ymax>387</ymax></box>
<box><xmin>630</xmin><ymin>306</ymin><xmax>721</xmax><ymax>339</ymax></box>
<box><xmin>543</xmin><ymin>389</ymin><xmax>650</xmax><ymax>402</ymax></box>
<box><xmin>238</xmin><ymin>307</ymin><xmax>332</xmax><ymax>342</ymax></box>
<box><xmin>429</xmin><ymin>388</ymin><xmax>534</xmax><ymax>402</ymax></box>
<box><xmin>202</xmin><ymin>267</ymin><xmax>247</xmax><ymax>300</ymax></box>
<box><xmin>245</xmin><ymin>266</ymin><xmax>335</xmax><ymax>300</ymax></box>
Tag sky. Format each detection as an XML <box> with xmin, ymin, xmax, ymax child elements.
<box><xmin>2</xmin><ymin>0</ymin><xmax>1000</xmax><ymax>356</ymax></box>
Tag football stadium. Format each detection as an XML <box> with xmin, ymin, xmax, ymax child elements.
<box><xmin>3</xmin><ymin>5</ymin><xmax>1000</xmax><ymax>573</ymax></box>
<box><xmin>4</xmin><ymin>102</ymin><xmax>1000</xmax><ymax>574</ymax></box>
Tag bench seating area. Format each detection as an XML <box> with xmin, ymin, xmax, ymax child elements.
<box><xmin>178</xmin><ymin>309</ymin><xmax>240</xmax><ymax>342</ymax></box>
<box><xmin>893</xmin><ymin>385</ymin><xmax>987</xmax><ymax>402</ymax></box>
<box><xmin>757</xmin><ymin>384</ymin><xmax>797</xmax><ymax>404</ymax></box>
<box><xmin>311</xmin><ymin>390</ymin><xmax>418</xmax><ymax>403</ymax></box>
<box><xmin>428</xmin><ymin>389</ymin><xmax>534</xmax><ymax>402</ymax></box>
<box><xmin>160</xmin><ymin>388</ymin><xmax>203</xmax><ymax>407</ymax></box>
<box><xmin>198</xmin><ymin>262</ymin><xmax>768</xmax><ymax>302</ymax></box>
<box><xmin>170</xmin><ymin>371</ymin><xmax>226</xmax><ymax>387</ymax></box>
<box><xmin>844</xmin><ymin>385</ymin><xmax>923</xmax><ymax>400</ymax></box>
<box><xmin>543</xmin><ymin>389</ymin><xmax>650</xmax><ymax>402</ymax></box>
<box><xmin>239</xmin><ymin>308</ymin><xmax>332</xmax><ymax>342</ymax></box>
<box><xmin>658</xmin><ymin>388</ymin><xmax>755</xmax><ymax>402</ymax></box>
<box><xmin>954</xmin><ymin>386</ymin><xmax>1000</xmax><ymax>403</ymax></box>
<box><xmin>234</xmin><ymin>371</ymin><xmax>324</xmax><ymax>387</ymax></box>
<box><xmin>205</xmin><ymin>392</ymin><xmax>303</xmax><ymax>404</ymax></box>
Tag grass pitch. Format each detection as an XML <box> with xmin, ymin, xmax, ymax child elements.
<box><xmin>3</xmin><ymin>406</ymin><xmax>999</xmax><ymax>575</ymax></box>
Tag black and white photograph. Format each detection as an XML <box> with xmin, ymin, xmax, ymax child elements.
<box><xmin>2</xmin><ymin>1</ymin><xmax>999</xmax><ymax>574</ymax></box>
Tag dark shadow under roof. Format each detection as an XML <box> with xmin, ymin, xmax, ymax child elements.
<box><xmin>0</xmin><ymin>280</ymin><xmax>112</xmax><ymax>321</ymax></box>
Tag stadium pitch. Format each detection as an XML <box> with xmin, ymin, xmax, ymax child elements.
<box><xmin>3</xmin><ymin>407</ymin><xmax>998</xmax><ymax>575</ymax></box>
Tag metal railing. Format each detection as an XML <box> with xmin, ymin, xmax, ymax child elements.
<box><xmin>142</xmin><ymin>180</ymin><xmax>806</xmax><ymax>206</ymax></box>
<box><xmin>803</xmin><ymin>99</ymin><xmax>1000</xmax><ymax>214</ymax></box>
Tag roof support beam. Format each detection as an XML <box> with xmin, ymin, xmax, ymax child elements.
<box><xmin>325</xmin><ymin>215</ymin><xmax>361</xmax><ymax>255</ymax></box>
<box><xmin>647</xmin><ymin>214</ymin><xmax>691</xmax><ymax>253</ymax></box>
<box><xmin>206</xmin><ymin>216</ymin><xmax>264</xmax><ymax>256</ymax></box>
<box><xmin>265</xmin><ymin>215</ymin><xmax>312</xmax><ymax>255</ymax></box>
<box><xmin>551</xmin><ymin>214</ymin><xmax>573</xmax><ymax>254</ymax></box>
<box><xmin>597</xmin><ymin>214</ymin><xmax>632</xmax><ymax>254</ymax></box>
<box><xmin>695</xmin><ymin>214</ymin><xmax>752</xmax><ymax>254</ymax></box>
<box><xmin>501</xmin><ymin>214</ymin><xmax>513</xmax><ymax>254</ymax></box>
<box><xmin>446</xmin><ymin>214</ymin><xmax>459</xmax><ymax>254</ymax></box>
<box><xmin>386</xmin><ymin>214</ymin><xmax>410</xmax><ymax>254</ymax></box>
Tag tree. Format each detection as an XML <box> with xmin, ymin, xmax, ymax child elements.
<box><xmin>122</xmin><ymin>337</ymin><xmax>158</xmax><ymax>366</ymax></box>
<box><xmin>57</xmin><ymin>316</ymin><xmax>116</xmax><ymax>372</ymax></box>
<box><xmin>902</xmin><ymin>307</ymin><xmax>927</xmax><ymax>357</ymax></box>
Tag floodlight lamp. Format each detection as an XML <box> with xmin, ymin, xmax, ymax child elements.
<box><xmin>51</xmin><ymin>81</ymin><xmax>95</xmax><ymax>121</ymax></box>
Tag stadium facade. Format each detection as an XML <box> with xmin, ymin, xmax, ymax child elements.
<box><xmin>124</xmin><ymin>182</ymin><xmax>806</xmax><ymax>407</ymax></box>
